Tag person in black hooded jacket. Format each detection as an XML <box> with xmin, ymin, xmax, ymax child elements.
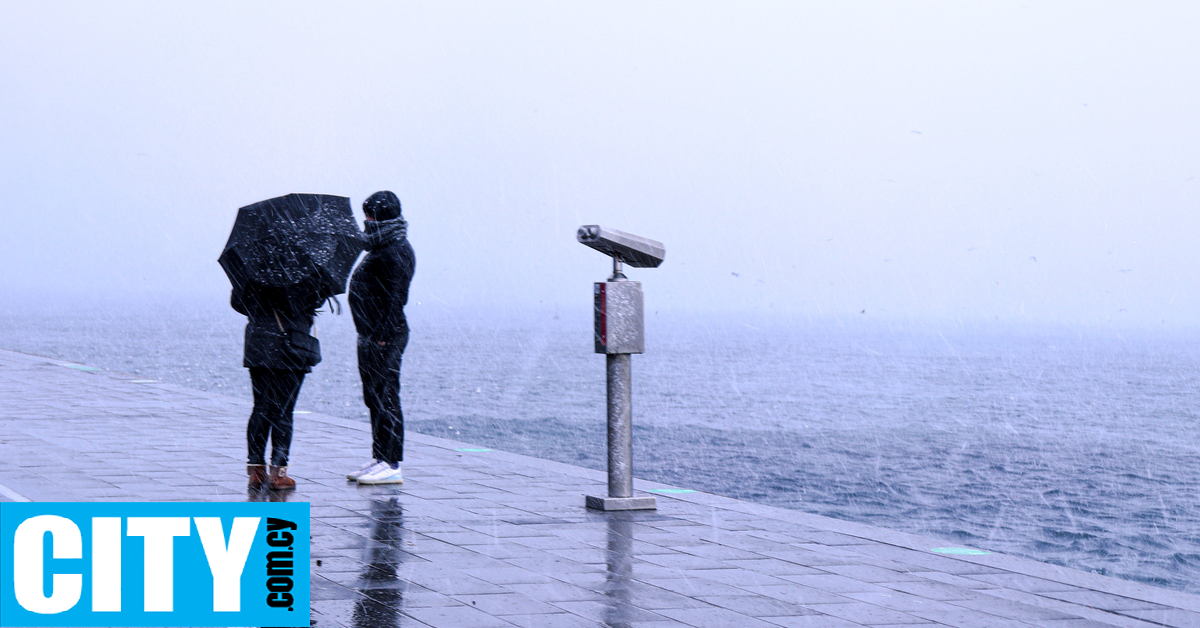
<box><xmin>231</xmin><ymin>279</ymin><xmax>325</xmax><ymax>490</ymax></box>
<box><xmin>346</xmin><ymin>191</ymin><xmax>415</xmax><ymax>485</ymax></box>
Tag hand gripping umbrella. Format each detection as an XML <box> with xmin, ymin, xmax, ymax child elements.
<box><xmin>219</xmin><ymin>194</ymin><xmax>364</xmax><ymax>298</ymax></box>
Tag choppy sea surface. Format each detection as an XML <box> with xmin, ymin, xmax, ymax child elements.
<box><xmin>2</xmin><ymin>295</ymin><xmax>1198</xmax><ymax>594</ymax></box>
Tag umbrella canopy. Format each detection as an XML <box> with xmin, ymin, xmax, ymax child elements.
<box><xmin>219</xmin><ymin>194</ymin><xmax>364</xmax><ymax>297</ymax></box>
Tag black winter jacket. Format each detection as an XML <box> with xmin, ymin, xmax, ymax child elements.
<box><xmin>231</xmin><ymin>282</ymin><xmax>323</xmax><ymax>372</ymax></box>
<box><xmin>348</xmin><ymin>232</ymin><xmax>415</xmax><ymax>347</ymax></box>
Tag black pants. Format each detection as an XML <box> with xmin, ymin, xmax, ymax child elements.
<box><xmin>247</xmin><ymin>368</ymin><xmax>305</xmax><ymax>466</ymax></box>
<box><xmin>358</xmin><ymin>336</ymin><xmax>405</xmax><ymax>464</ymax></box>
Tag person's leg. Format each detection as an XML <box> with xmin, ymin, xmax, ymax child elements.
<box><xmin>268</xmin><ymin>369</ymin><xmax>304</xmax><ymax>467</ymax></box>
<box><xmin>356</xmin><ymin>341</ymin><xmax>405</xmax><ymax>485</ymax></box>
<box><xmin>246</xmin><ymin>368</ymin><xmax>274</xmax><ymax>488</ymax></box>
<box><xmin>346</xmin><ymin>337</ymin><xmax>390</xmax><ymax>480</ymax></box>
<box><xmin>359</xmin><ymin>337</ymin><xmax>386</xmax><ymax>461</ymax></box>
<box><xmin>379</xmin><ymin>344</ymin><xmax>404</xmax><ymax>464</ymax></box>
<box><xmin>255</xmin><ymin>368</ymin><xmax>302</xmax><ymax>490</ymax></box>
<box><xmin>363</xmin><ymin>341</ymin><xmax>401</xmax><ymax>465</ymax></box>
<box><xmin>247</xmin><ymin>368</ymin><xmax>272</xmax><ymax>466</ymax></box>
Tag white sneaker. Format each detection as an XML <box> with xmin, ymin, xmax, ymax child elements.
<box><xmin>357</xmin><ymin>463</ymin><xmax>403</xmax><ymax>485</ymax></box>
<box><xmin>347</xmin><ymin>460</ymin><xmax>384</xmax><ymax>481</ymax></box>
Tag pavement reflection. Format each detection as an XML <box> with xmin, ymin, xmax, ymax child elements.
<box><xmin>603</xmin><ymin>514</ymin><xmax>635</xmax><ymax>628</ymax></box>
<box><xmin>352</xmin><ymin>496</ymin><xmax>405</xmax><ymax>628</ymax></box>
<box><xmin>247</xmin><ymin>486</ymin><xmax>292</xmax><ymax>502</ymax></box>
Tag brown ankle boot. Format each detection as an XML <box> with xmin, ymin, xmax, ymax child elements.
<box><xmin>267</xmin><ymin>465</ymin><xmax>295</xmax><ymax>490</ymax></box>
<box><xmin>247</xmin><ymin>465</ymin><xmax>267</xmax><ymax>488</ymax></box>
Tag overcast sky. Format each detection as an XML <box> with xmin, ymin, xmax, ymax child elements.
<box><xmin>2</xmin><ymin>1</ymin><xmax>1198</xmax><ymax>326</ymax></box>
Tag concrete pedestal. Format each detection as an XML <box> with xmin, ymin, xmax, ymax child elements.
<box><xmin>585</xmin><ymin>495</ymin><xmax>657</xmax><ymax>511</ymax></box>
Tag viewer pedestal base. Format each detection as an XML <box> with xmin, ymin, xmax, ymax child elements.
<box><xmin>585</xmin><ymin>495</ymin><xmax>657</xmax><ymax>511</ymax></box>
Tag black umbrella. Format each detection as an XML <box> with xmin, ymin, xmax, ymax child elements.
<box><xmin>219</xmin><ymin>193</ymin><xmax>364</xmax><ymax>297</ymax></box>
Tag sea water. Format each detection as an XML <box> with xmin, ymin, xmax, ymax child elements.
<box><xmin>2</xmin><ymin>295</ymin><xmax>1197</xmax><ymax>594</ymax></box>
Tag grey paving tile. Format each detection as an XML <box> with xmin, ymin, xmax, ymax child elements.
<box><xmin>780</xmin><ymin>573</ymin><xmax>894</xmax><ymax>594</ymax></box>
<box><xmin>794</xmin><ymin>543</ymin><xmax>873</xmax><ymax>558</ymax></box>
<box><xmin>671</xmin><ymin>542</ymin><xmax>765</xmax><ymax>561</ymax></box>
<box><xmin>638</xmin><ymin>552</ymin><xmax>735</xmax><ymax>570</ymax></box>
<box><xmin>975</xmin><ymin>585</ymin><xmax>1154</xmax><ymax>627</ymax></box>
<box><xmin>315</xmin><ymin>598</ymin><xmax>434</xmax><ymax>627</ymax></box>
<box><xmin>800</xmin><ymin>602</ymin><xmax>931</xmax><ymax>625</ymax></box>
<box><xmin>403</xmin><ymin>604</ymin><xmax>515</xmax><ymax>628</ymax></box>
<box><xmin>311</xmin><ymin>576</ymin><xmax>365</xmax><ymax>601</ymax></box>
<box><xmin>403</xmin><ymin>571</ymin><xmax>510</xmax><ymax>596</ymax></box>
<box><xmin>838</xmin><ymin>590</ymin><xmax>961</xmax><ymax>613</ymax></box>
<box><xmin>906</xmin><ymin>604</ymin><xmax>1029</xmax><ymax>627</ymax></box>
<box><xmin>389</xmin><ymin>589</ymin><xmax>464</xmax><ymax>608</ymax></box>
<box><xmin>545</xmin><ymin>548</ymin><xmax>611</xmax><ymax>564</ymax></box>
<box><xmin>601</xmin><ymin>621</ymin><xmax>693</xmax><ymax>628</ymax></box>
<box><xmin>1031</xmin><ymin>621</ymin><xmax>1130</xmax><ymax>628</ymax></box>
<box><xmin>879</xmin><ymin>579</ymin><xmax>979</xmax><ymax>601</ymax></box>
<box><xmin>822</xmin><ymin>564</ymin><xmax>925</xmax><ymax>583</ymax></box>
<box><xmin>757</xmin><ymin>615</ymin><xmax>866</xmax><ymax>628</ymax></box>
<box><xmin>549</xmin><ymin>599</ymin><xmax>670</xmax><ymax>623</ymax></box>
<box><xmin>549</xmin><ymin>571</ymin><xmax>614</xmax><ymax>593</ymax></box>
<box><xmin>461</xmin><ymin>565</ymin><xmax>559</xmax><ymax>585</ymax></box>
<box><xmin>689</xmin><ymin>567</ymin><xmax>797</xmax><ymax>587</ymax></box>
<box><xmin>637</xmin><ymin>577</ymin><xmax>751</xmax><ymax>597</ymax></box>
<box><xmin>452</xmin><ymin>592</ymin><xmax>563</xmax><ymax>616</ymax></box>
<box><xmin>518</xmin><ymin>535</ymin><xmax>600</xmax><ymax>551</ymax></box>
<box><xmin>1119</xmin><ymin>608</ymin><xmax>1200</xmax><ymax>626</ymax></box>
<box><xmin>623</xmin><ymin>582</ymin><xmax>716</xmax><ymax>610</ymax></box>
<box><xmin>654</xmin><ymin>606</ymin><xmax>782</xmax><ymax>628</ymax></box>
<box><xmin>695</xmin><ymin>594</ymin><xmax>822</xmax><ymax>617</ymax></box>
<box><xmin>312</xmin><ymin>598</ymin><xmax>410</xmax><ymax>628</ymax></box>
<box><xmin>422</xmin><ymin>529</ymin><xmax>503</xmax><ymax>545</ymax></box>
<box><xmin>506</xmin><ymin>555</ymin><xmax>606</xmax><ymax>575</ymax></box>
<box><xmin>738</xmin><ymin>528</ymin><xmax>813</xmax><ymax>544</ymax></box>
<box><xmin>737</xmin><ymin>584</ymin><xmax>852</xmax><ymax>605</ymax></box>
<box><xmin>1039</xmin><ymin>590</ymin><xmax>1170</xmax><ymax>612</ymax></box>
<box><xmin>965</xmin><ymin>572</ymin><xmax>1085</xmax><ymax>592</ymax></box>
<box><xmin>912</xmin><ymin>571</ymin><xmax>1001</xmax><ymax>590</ymax></box>
<box><xmin>459</xmin><ymin>542</ymin><xmax>544</xmax><ymax>561</ymax></box>
<box><xmin>763</xmin><ymin>547</ymin><xmax>850</xmax><ymax>564</ymax></box>
<box><xmin>497</xmin><ymin>612</ymin><xmax>602</xmax><ymax>628</ymax></box>
<box><xmin>1027</xmin><ymin>611</ymin><xmax>1165</xmax><ymax>628</ymax></box>
<box><xmin>945</xmin><ymin>594</ymin><xmax>1082</xmax><ymax>621</ymax></box>
<box><xmin>505</xmin><ymin>582</ymin><xmax>604</xmax><ymax>602</ymax></box>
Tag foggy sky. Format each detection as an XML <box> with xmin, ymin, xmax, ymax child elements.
<box><xmin>2</xmin><ymin>1</ymin><xmax>1198</xmax><ymax>326</ymax></box>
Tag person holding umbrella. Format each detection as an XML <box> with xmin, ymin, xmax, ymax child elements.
<box><xmin>231</xmin><ymin>280</ymin><xmax>325</xmax><ymax>490</ymax></box>
<box><xmin>220</xmin><ymin>194</ymin><xmax>364</xmax><ymax>490</ymax></box>
<box><xmin>345</xmin><ymin>191</ymin><xmax>415</xmax><ymax>485</ymax></box>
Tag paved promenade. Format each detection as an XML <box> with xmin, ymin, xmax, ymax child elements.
<box><xmin>1</xmin><ymin>347</ymin><xmax>1197</xmax><ymax>627</ymax></box>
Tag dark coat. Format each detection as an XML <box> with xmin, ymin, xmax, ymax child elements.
<box><xmin>348</xmin><ymin>233</ymin><xmax>415</xmax><ymax>347</ymax></box>
<box><xmin>231</xmin><ymin>282</ymin><xmax>324</xmax><ymax>372</ymax></box>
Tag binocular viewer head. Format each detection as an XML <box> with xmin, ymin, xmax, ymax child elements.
<box><xmin>576</xmin><ymin>225</ymin><xmax>665</xmax><ymax>268</ymax></box>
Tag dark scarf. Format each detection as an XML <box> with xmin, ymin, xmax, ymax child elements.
<box><xmin>364</xmin><ymin>216</ymin><xmax>407</xmax><ymax>250</ymax></box>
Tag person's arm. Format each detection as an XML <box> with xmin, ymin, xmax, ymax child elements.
<box><xmin>394</xmin><ymin>241</ymin><xmax>415</xmax><ymax>308</ymax></box>
<box><xmin>378</xmin><ymin>243</ymin><xmax>415</xmax><ymax>346</ymax></box>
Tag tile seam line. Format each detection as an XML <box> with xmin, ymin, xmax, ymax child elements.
<box><xmin>0</xmin><ymin>481</ymin><xmax>31</xmax><ymax>502</ymax></box>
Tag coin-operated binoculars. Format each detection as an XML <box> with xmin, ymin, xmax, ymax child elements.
<box><xmin>577</xmin><ymin>225</ymin><xmax>665</xmax><ymax>511</ymax></box>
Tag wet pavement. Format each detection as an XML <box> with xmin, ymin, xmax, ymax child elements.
<box><xmin>1</xmin><ymin>347</ymin><xmax>1197</xmax><ymax>627</ymax></box>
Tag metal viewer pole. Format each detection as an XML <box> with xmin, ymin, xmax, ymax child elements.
<box><xmin>586</xmin><ymin>315</ymin><xmax>654</xmax><ymax>511</ymax></box>
<box><xmin>606</xmin><ymin>353</ymin><xmax>634</xmax><ymax>498</ymax></box>
<box><xmin>578</xmin><ymin>225</ymin><xmax>664</xmax><ymax>511</ymax></box>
